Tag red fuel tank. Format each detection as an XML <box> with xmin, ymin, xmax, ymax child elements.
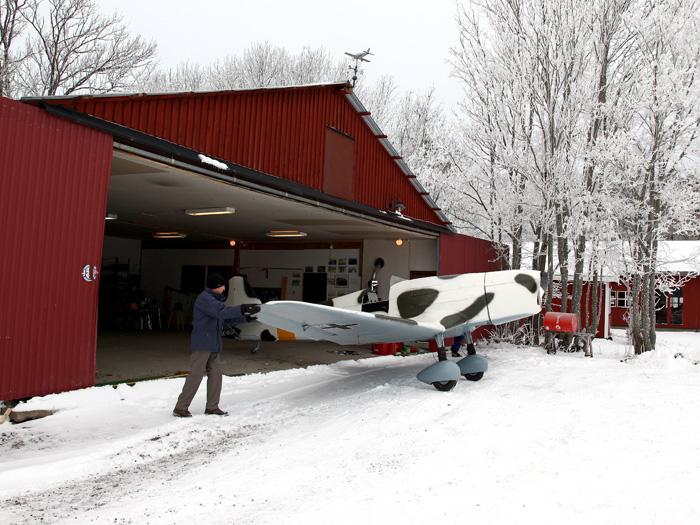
<box><xmin>372</xmin><ymin>343</ymin><xmax>401</xmax><ymax>355</ymax></box>
<box><xmin>543</xmin><ymin>312</ymin><xmax>579</xmax><ymax>333</ymax></box>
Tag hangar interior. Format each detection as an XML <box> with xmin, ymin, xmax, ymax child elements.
<box><xmin>96</xmin><ymin>147</ymin><xmax>440</xmax><ymax>383</ymax></box>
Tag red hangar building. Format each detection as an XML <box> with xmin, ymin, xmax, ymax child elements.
<box><xmin>0</xmin><ymin>82</ymin><xmax>505</xmax><ymax>401</ymax></box>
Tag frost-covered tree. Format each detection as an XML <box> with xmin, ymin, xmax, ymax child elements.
<box><xmin>449</xmin><ymin>0</ymin><xmax>700</xmax><ymax>351</ymax></box>
<box><xmin>157</xmin><ymin>42</ymin><xmax>348</xmax><ymax>92</ymax></box>
<box><xmin>139</xmin><ymin>61</ymin><xmax>207</xmax><ymax>93</ymax></box>
<box><xmin>600</xmin><ymin>0</ymin><xmax>700</xmax><ymax>353</ymax></box>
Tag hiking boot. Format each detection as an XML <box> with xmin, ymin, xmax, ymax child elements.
<box><xmin>205</xmin><ymin>408</ymin><xmax>229</xmax><ymax>416</ymax></box>
<box><xmin>172</xmin><ymin>408</ymin><xmax>192</xmax><ymax>418</ymax></box>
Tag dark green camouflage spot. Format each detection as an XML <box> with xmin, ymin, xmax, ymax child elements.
<box><xmin>514</xmin><ymin>273</ymin><xmax>537</xmax><ymax>293</ymax></box>
<box><xmin>440</xmin><ymin>293</ymin><xmax>495</xmax><ymax>329</ymax></box>
<box><xmin>397</xmin><ymin>288</ymin><xmax>439</xmax><ymax>318</ymax></box>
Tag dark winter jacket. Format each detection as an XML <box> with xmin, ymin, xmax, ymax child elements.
<box><xmin>191</xmin><ymin>289</ymin><xmax>247</xmax><ymax>352</ymax></box>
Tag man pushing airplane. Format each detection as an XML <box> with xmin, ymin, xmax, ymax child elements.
<box><xmin>173</xmin><ymin>273</ymin><xmax>260</xmax><ymax>417</ymax></box>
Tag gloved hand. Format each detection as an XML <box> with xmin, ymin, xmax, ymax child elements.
<box><xmin>222</xmin><ymin>324</ymin><xmax>241</xmax><ymax>338</ymax></box>
<box><xmin>241</xmin><ymin>303</ymin><xmax>261</xmax><ymax>321</ymax></box>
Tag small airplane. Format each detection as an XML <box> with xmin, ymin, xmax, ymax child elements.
<box><xmin>225</xmin><ymin>264</ymin><xmax>544</xmax><ymax>391</ymax></box>
<box><xmin>344</xmin><ymin>48</ymin><xmax>373</xmax><ymax>62</ymax></box>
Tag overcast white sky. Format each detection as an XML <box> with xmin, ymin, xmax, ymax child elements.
<box><xmin>99</xmin><ymin>0</ymin><xmax>464</xmax><ymax>107</ymax></box>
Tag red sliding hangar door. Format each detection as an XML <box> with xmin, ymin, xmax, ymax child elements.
<box><xmin>0</xmin><ymin>97</ymin><xmax>112</xmax><ymax>400</ymax></box>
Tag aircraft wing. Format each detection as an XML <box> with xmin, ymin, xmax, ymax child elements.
<box><xmin>256</xmin><ymin>301</ymin><xmax>444</xmax><ymax>345</ymax></box>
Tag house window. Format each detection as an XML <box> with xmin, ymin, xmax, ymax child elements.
<box><xmin>670</xmin><ymin>289</ymin><xmax>684</xmax><ymax>325</ymax></box>
<box><xmin>612</xmin><ymin>290</ymin><xmax>629</xmax><ymax>308</ymax></box>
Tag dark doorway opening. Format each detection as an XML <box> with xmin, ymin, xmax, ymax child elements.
<box><xmin>303</xmin><ymin>272</ymin><xmax>328</xmax><ymax>303</ymax></box>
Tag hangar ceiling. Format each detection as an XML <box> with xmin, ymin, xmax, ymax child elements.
<box><xmin>107</xmin><ymin>149</ymin><xmax>436</xmax><ymax>243</ymax></box>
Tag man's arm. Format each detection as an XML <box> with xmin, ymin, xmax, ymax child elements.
<box><xmin>198</xmin><ymin>295</ymin><xmax>247</xmax><ymax>324</ymax></box>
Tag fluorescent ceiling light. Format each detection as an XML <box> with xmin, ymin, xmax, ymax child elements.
<box><xmin>265</xmin><ymin>230</ymin><xmax>308</xmax><ymax>238</ymax></box>
<box><xmin>105</xmin><ymin>213</ymin><xmax>118</xmax><ymax>220</ymax></box>
<box><xmin>152</xmin><ymin>232</ymin><xmax>187</xmax><ymax>239</ymax></box>
<box><xmin>185</xmin><ymin>207</ymin><xmax>236</xmax><ymax>216</ymax></box>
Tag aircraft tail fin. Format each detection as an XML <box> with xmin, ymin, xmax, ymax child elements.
<box><xmin>389</xmin><ymin>275</ymin><xmax>406</xmax><ymax>288</ymax></box>
<box><xmin>227</xmin><ymin>275</ymin><xmax>262</xmax><ymax>306</ymax></box>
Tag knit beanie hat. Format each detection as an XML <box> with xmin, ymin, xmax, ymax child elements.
<box><xmin>207</xmin><ymin>273</ymin><xmax>226</xmax><ymax>289</ymax></box>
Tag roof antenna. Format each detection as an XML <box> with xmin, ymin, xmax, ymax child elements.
<box><xmin>344</xmin><ymin>48</ymin><xmax>373</xmax><ymax>88</ymax></box>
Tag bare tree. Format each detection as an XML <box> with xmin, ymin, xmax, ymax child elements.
<box><xmin>16</xmin><ymin>0</ymin><xmax>156</xmax><ymax>96</ymax></box>
<box><xmin>0</xmin><ymin>0</ymin><xmax>29</xmax><ymax>97</ymax></box>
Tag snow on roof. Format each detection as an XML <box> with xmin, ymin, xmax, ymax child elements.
<box><xmin>21</xmin><ymin>81</ymin><xmax>351</xmax><ymax>101</ymax></box>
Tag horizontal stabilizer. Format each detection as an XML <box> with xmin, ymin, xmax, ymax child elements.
<box><xmin>257</xmin><ymin>301</ymin><xmax>443</xmax><ymax>345</ymax></box>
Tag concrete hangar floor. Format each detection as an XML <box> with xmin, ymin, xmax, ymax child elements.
<box><xmin>96</xmin><ymin>331</ymin><xmax>376</xmax><ymax>385</ymax></box>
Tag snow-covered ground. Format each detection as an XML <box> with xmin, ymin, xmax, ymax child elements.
<box><xmin>2</xmin><ymin>330</ymin><xmax>700</xmax><ymax>524</ymax></box>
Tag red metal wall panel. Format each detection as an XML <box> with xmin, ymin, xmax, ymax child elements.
<box><xmin>438</xmin><ymin>233</ymin><xmax>505</xmax><ymax>275</ymax></box>
<box><xmin>685</xmin><ymin>277</ymin><xmax>700</xmax><ymax>329</ymax></box>
<box><xmin>42</xmin><ymin>86</ymin><xmax>445</xmax><ymax>226</ymax></box>
<box><xmin>0</xmin><ymin>97</ymin><xmax>112</xmax><ymax>400</ymax></box>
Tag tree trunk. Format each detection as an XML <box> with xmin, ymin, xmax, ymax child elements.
<box><xmin>631</xmin><ymin>274</ymin><xmax>643</xmax><ymax>354</ymax></box>
<box><xmin>556</xmin><ymin>212</ymin><xmax>569</xmax><ymax>314</ymax></box>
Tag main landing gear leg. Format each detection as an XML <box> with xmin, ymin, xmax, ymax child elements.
<box><xmin>436</xmin><ymin>333</ymin><xmax>447</xmax><ymax>362</ymax></box>
<box><xmin>457</xmin><ymin>331</ymin><xmax>487</xmax><ymax>381</ymax></box>
<box><xmin>416</xmin><ymin>333</ymin><xmax>460</xmax><ymax>391</ymax></box>
<box><xmin>465</xmin><ymin>331</ymin><xmax>476</xmax><ymax>356</ymax></box>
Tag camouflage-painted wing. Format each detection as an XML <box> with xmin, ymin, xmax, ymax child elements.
<box><xmin>256</xmin><ymin>301</ymin><xmax>444</xmax><ymax>345</ymax></box>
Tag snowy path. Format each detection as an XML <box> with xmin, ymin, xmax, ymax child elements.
<box><xmin>2</xmin><ymin>331</ymin><xmax>700</xmax><ymax>524</ymax></box>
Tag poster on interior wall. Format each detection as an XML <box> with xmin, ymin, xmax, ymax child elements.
<box><xmin>305</xmin><ymin>266</ymin><xmax>313</xmax><ymax>273</ymax></box>
<box><xmin>338</xmin><ymin>266</ymin><xmax>347</xmax><ymax>273</ymax></box>
<box><xmin>336</xmin><ymin>275</ymin><xmax>349</xmax><ymax>288</ymax></box>
<box><xmin>348</xmin><ymin>257</ymin><xmax>358</xmax><ymax>266</ymax></box>
<box><xmin>328</xmin><ymin>266</ymin><xmax>337</xmax><ymax>273</ymax></box>
<box><xmin>317</xmin><ymin>266</ymin><xmax>325</xmax><ymax>273</ymax></box>
<box><xmin>338</xmin><ymin>258</ymin><xmax>347</xmax><ymax>265</ymax></box>
<box><xmin>291</xmin><ymin>279</ymin><xmax>300</xmax><ymax>287</ymax></box>
<box><xmin>348</xmin><ymin>266</ymin><xmax>357</xmax><ymax>274</ymax></box>
<box><xmin>328</xmin><ymin>258</ymin><xmax>337</xmax><ymax>266</ymax></box>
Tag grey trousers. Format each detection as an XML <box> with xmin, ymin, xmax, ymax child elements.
<box><xmin>175</xmin><ymin>351</ymin><xmax>223</xmax><ymax>411</ymax></box>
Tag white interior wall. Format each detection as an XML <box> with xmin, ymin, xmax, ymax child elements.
<box><xmin>140</xmin><ymin>248</ymin><xmax>236</xmax><ymax>303</ymax></box>
<box><xmin>362</xmin><ymin>239</ymin><xmax>438</xmax><ymax>301</ymax></box>
<box><xmin>239</xmin><ymin>249</ymin><xmax>361</xmax><ymax>300</ymax></box>
<box><xmin>103</xmin><ymin>238</ymin><xmax>438</xmax><ymax>308</ymax></box>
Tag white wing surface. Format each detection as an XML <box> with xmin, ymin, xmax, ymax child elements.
<box><xmin>256</xmin><ymin>301</ymin><xmax>444</xmax><ymax>345</ymax></box>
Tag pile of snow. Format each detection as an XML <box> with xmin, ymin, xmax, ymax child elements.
<box><xmin>2</xmin><ymin>330</ymin><xmax>700</xmax><ymax>524</ymax></box>
<box><xmin>198</xmin><ymin>153</ymin><xmax>229</xmax><ymax>170</ymax></box>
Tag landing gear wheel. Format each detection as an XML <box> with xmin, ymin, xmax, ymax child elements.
<box><xmin>464</xmin><ymin>372</ymin><xmax>484</xmax><ymax>381</ymax></box>
<box><xmin>432</xmin><ymin>380</ymin><xmax>457</xmax><ymax>392</ymax></box>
